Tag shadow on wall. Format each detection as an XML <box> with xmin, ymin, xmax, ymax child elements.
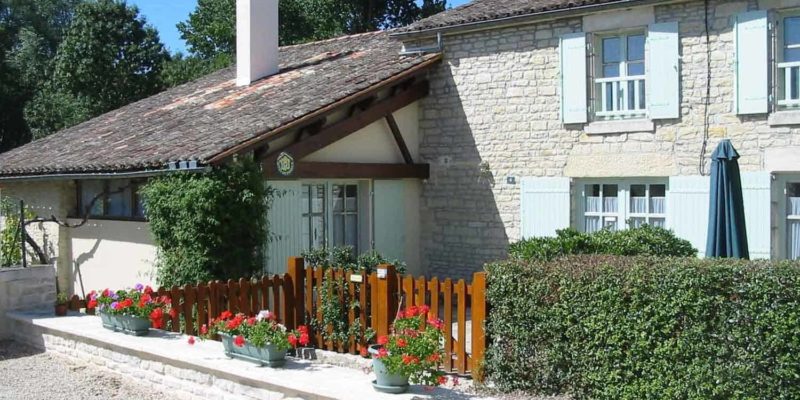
<box><xmin>419</xmin><ymin>58</ymin><xmax>510</xmax><ymax>281</ymax></box>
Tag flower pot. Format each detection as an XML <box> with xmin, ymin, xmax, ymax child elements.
<box><xmin>368</xmin><ymin>344</ymin><xmax>410</xmax><ymax>394</ymax></box>
<box><xmin>99</xmin><ymin>311</ymin><xmax>117</xmax><ymax>331</ymax></box>
<box><xmin>219</xmin><ymin>333</ymin><xmax>287</xmax><ymax>367</ymax></box>
<box><xmin>98</xmin><ymin>312</ymin><xmax>150</xmax><ymax>336</ymax></box>
<box><xmin>55</xmin><ymin>304</ymin><xmax>68</xmax><ymax>317</ymax></box>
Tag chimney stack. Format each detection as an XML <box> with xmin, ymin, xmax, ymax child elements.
<box><xmin>236</xmin><ymin>0</ymin><xmax>278</xmax><ymax>86</ymax></box>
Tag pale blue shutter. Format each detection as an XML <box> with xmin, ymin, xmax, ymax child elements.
<box><xmin>735</xmin><ymin>11</ymin><xmax>768</xmax><ymax>114</ymax></box>
<box><xmin>560</xmin><ymin>32</ymin><xmax>588</xmax><ymax>124</ymax></box>
<box><xmin>265</xmin><ymin>181</ymin><xmax>304</xmax><ymax>274</ymax></box>
<box><xmin>741</xmin><ymin>171</ymin><xmax>772</xmax><ymax>259</ymax></box>
<box><xmin>667</xmin><ymin>176</ymin><xmax>710</xmax><ymax>257</ymax></box>
<box><xmin>373</xmin><ymin>180</ymin><xmax>406</xmax><ymax>263</ymax></box>
<box><xmin>521</xmin><ymin>177</ymin><xmax>571</xmax><ymax>238</ymax></box>
<box><xmin>647</xmin><ymin>22</ymin><xmax>680</xmax><ymax>119</ymax></box>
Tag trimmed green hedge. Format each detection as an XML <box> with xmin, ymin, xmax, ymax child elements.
<box><xmin>508</xmin><ymin>226</ymin><xmax>697</xmax><ymax>261</ymax></box>
<box><xmin>485</xmin><ymin>256</ymin><xmax>800</xmax><ymax>399</ymax></box>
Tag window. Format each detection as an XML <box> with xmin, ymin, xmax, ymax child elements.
<box><xmin>332</xmin><ymin>184</ymin><xmax>359</xmax><ymax>253</ymax></box>
<box><xmin>595</xmin><ymin>32</ymin><xmax>647</xmax><ymax>119</ymax></box>
<box><xmin>787</xmin><ymin>182</ymin><xmax>800</xmax><ymax>260</ymax></box>
<box><xmin>301</xmin><ymin>184</ymin><xmax>326</xmax><ymax>250</ymax></box>
<box><xmin>581</xmin><ymin>181</ymin><xmax>667</xmax><ymax>232</ymax></box>
<box><xmin>297</xmin><ymin>182</ymin><xmax>362</xmax><ymax>253</ymax></box>
<box><xmin>778</xmin><ymin>14</ymin><xmax>800</xmax><ymax>109</ymax></box>
<box><xmin>76</xmin><ymin>179</ymin><xmax>146</xmax><ymax>220</ymax></box>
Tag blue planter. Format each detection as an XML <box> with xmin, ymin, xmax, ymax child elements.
<box><xmin>368</xmin><ymin>344</ymin><xmax>410</xmax><ymax>393</ymax></box>
<box><xmin>219</xmin><ymin>333</ymin><xmax>288</xmax><ymax>367</ymax></box>
<box><xmin>98</xmin><ymin>312</ymin><xmax>150</xmax><ymax>336</ymax></box>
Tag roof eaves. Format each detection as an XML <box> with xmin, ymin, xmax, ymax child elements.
<box><xmin>390</xmin><ymin>0</ymin><xmax>668</xmax><ymax>40</ymax></box>
<box><xmin>206</xmin><ymin>52</ymin><xmax>444</xmax><ymax>164</ymax></box>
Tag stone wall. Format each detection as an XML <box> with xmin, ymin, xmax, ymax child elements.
<box><xmin>415</xmin><ymin>0</ymin><xmax>800</xmax><ymax>278</ymax></box>
<box><xmin>0</xmin><ymin>266</ymin><xmax>56</xmax><ymax>339</ymax></box>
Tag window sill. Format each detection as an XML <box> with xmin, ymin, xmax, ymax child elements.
<box><xmin>585</xmin><ymin>119</ymin><xmax>654</xmax><ymax>135</ymax></box>
<box><xmin>67</xmin><ymin>215</ymin><xmax>148</xmax><ymax>223</ymax></box>
<box><xmin>768</xmin><ymin>111</ymin><xmax>800</xmax><ymax>127</ymax></box>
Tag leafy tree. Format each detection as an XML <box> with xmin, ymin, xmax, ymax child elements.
<box><xmin>25</xmin><ymin>0</ymin><xmax>169</xmax><ymax>138</ymax></box>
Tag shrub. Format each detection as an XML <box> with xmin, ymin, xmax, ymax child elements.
<box><xmin>507</xmin><ymin>225</ymin><xmax>697</xmax><ymax>261</ymax></box>
<box><xmin>141</xmin><ymin>157</ymin><xmax>271</xmax><ymax>287</ymax></box>
<box><xmin>484</xmin><ymin>256</ymin><xmax>800</xmax><ymax>399</ymax></box>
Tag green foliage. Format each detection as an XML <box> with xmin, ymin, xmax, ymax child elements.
<box><xmin>484</xmin><ymin>256</ymin><xmax>800</xmax><ymax>399</ymax></box>
<box><xmin>25</xmin><ymin>0</ymin><xmax>169</xmax><ymax>138</ymax></box>
<box><xmin>301</xmin><ymin>245</ymin><xmax>406</xmax><ymax>274</ymax></box>
<box><xmin>0</xmin><ymin>196</ymin><xmax>35</xmax><ymax>267</ymax></box>
<box><xmin>508</xmin><ymin>225</ymin><xmax>697</xmax><ymax>261</ymax></box>
<box><xmin>311</xmin><ymin>274</ymin><xmax>374</xmax><ymax>345</ymax></box>
<box><xmin>140</xmin><ymin>157</ymin><xmax>269</xmax><ymax>287</ymax></box>
<box><xmin>160</xmin><ymin>52</ymin><xmax>232</xmax><ymax>88</ymax></box>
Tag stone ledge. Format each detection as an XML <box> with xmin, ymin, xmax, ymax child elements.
<box><xmin>768</xmin><ymin>111</ymin><xmax>800</xmax><ymax>127</ymax></box>
<box><xmin>6</xmin><ymin>311</ymin><xmax>483</xmax><ymax>400</ymax></box>
<box><xmin>584</xmin><ymin>119</ymin><xmax>655</xmax><ymax>135</ymax></box>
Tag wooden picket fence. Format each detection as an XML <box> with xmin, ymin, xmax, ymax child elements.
<box><xmin>69</xmin><ymin>256</ymin><xmax>487</xmax><ymax>378</ymax></box>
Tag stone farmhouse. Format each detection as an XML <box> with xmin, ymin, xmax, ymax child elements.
<box><xmin>0</xmin><ymin>0</ymin><xmax>799</xmax><ymax>293</ymax></box>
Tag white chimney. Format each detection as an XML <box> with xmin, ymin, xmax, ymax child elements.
<box><xmin>236</xmin><ymin>0</ymin><xmax>279</xmax><ymax>86</ymax></box>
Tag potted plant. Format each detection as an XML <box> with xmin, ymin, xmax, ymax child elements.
<box><xmin>203</xmin><ymin>310</ymin><xmax>310</xmax><ymax>367</ymax></box>
<box><xmin>54</xmin><ymin>292</ymin><xmax>69</xmax><ymax>316</ymax></box>
<box><xmin>87</xmin><ymin>284</ymin><xmax>170</xmax><ymax>336</ymax></box>
<box><xmin>368</xmin><ymin>305</ymin><xmax>447</xmax><ymax>393</ymax></box>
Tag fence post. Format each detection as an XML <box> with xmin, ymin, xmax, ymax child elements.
<box><xmin>471</xmin><ymin>272</ymin><xmax>487</xmax><ymax>381</ymax></box>
<box><xmin>287</xmin><ymin>257</ymin><xmax>305</xmax><ymax>330</ymax></box>
<box><xmin>374</xmin><ymin>263</ymin><xmax>398</xmax><ymax>338</ymax></box>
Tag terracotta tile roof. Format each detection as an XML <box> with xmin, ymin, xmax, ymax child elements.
<box><xmin>396</xmin><ymin>0</ymin><xmax>646</xmax><ymax>35</ymax></box>
<box><xmin>0</xmin><ymin>31</ymin><xmax>438</xmax><ymax>177</ymax></box>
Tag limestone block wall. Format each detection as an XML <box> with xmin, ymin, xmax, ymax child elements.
<box><xmin>415</xmin><ymin>0</ymin><xmax>800</xmax><ymax>278</ymax></box>
<box><xmin>0</xmin><ymin>266</ymin><xmax>56</xmax><ymax>339</ymax></box>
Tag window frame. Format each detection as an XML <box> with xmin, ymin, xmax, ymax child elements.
<box><xmin>774</xmin><ymin>174</ymin><xmax>800</xmax><ymax>260</ymax></box>
<box><xmin>592</xmin><ymin>28</ymin><xmax>648</xmax><ymax>120</ymax></box>
<box><xmin>297</xmin><ymin>180</ymin><xmax>365</xmax><ymax>254</ymax></box>
<box><xmin>73</xmin><ymin>179</ymin><xmax>147</xmax><ymax>222</ymax></box>
<box><xmin>577</xmin><ymin>178</ymin><xmax>668</xmax><ymax>233</ymax></box>
<box><xmin>776</xmin><ymin>9</ymin><xmax>800</xmax><ymax>110</ymax></box>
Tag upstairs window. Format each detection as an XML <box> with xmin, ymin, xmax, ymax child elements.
<box><xmin>596</xmin><ymin>33</ymin><xmax>647</xmax><ymax>119</ymax></box>
<box><xmin>76</xmin><ymin>179</ymin><xmax>146</xmax><ymax>220</ymax></box>
<box><xmin>778</xmin><ymin>14</ymin><xmax>800</xmax><ymax>110</ymax></box>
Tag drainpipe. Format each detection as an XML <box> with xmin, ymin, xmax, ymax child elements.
<box><xmin>0</xmin><ymin>160</ymin><xmax>209</xmax><ymax>182</ymax></box>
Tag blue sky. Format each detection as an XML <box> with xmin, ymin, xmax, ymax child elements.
<box><xmin>130</xmin><ymin>0</ymin><xmax>471</xmax><ymax>54</ymax></box>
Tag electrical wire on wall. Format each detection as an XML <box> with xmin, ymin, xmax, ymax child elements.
<box><xmin>698</xmin><ymin>0</ymin><xmax>712</xmax><ymax>176</ymax></box>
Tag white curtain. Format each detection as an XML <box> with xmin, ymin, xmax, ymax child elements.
<box><xmin>585</xmin><ymin>216</ymin><xmax>601</xmax><ymax>233</ymax></box>
<box><xmin>586</xmin><ymin>197</ymin><xmax>601</xmax><ymax>212</ymax></box>
<box><xmin>789</xmin><ymin>197</ymin><xmax>800</xmax><ymax>216</ymax></box>
<box><xmin>650</xmin><ymin>197</ymin><xmax>666</xmax><ymax>214</ymax></box>
<box><xmin>604</xmin><ymin>197</ymin><xmax>618</xmax><ymax>212</ymax></box>
<box><xmin>651</xmin><ymin>218</ymin><xmax>666</xmax><ymax>228</ymax></box>
<box><xmin>790</xmin><ymin>220</ymin><xmax>800</xmax><ymax>260</ymax></box>
<box><xmin>630</xmin><ymin>197</ymin><xmax>647</xmax><ymax>213</ymax></box>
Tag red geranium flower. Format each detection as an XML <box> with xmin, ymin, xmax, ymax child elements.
<box><xmin>437</xmin><ymin>375</ymin><xmax>448</xmax><ymax>385</ymax></box>
<box><xmin>200</xmin><ymin>324</ymin><xmax>208</xmax><ymax>335</ymax></box>
<box><xmin>427</xmin><ymin>353</ymin><xmax>441</xmax><ymax>362</ymax></box>
<box><xmin>187</xmin><ymin>336</ymin><xmax>195</xmax><ymax>345</ymax></box>
<box><xmin>396</xmin><ymin>338</ymin><xmax>407</xmax><ymax>348</ymax></box>
<box><xmin>419</xmin><ymin>305</ymin><xmax>430</xmax><ymax>317</ymax></box>
<box><xmin>377</xmin><ymin>335</ymin><xmax>389</xmax><ymax>345</ymax></box>
<box><xmin>219</xmin><ymin>310</ymin><xmax>233</xmax><ymax>320</ymax></box>
<box><xmin>406</xmin><ymin>306</ymin><xmax>419</xmax><ymax>317</ymax></box>
<box><xmin>144</xmin><ymin>286</ymin><xmax>153</xmax><ymax>295</ymax></box>
<box><xmin>427</xmin><ymin>318</ymin><xmax>443</xmax><ymax>330</ymax></box>
<box><xmin>376</xmin><ymin>347</ymin><xmax>388</xmax><ymax>358</ymax></box>
<box><xmin>401</xmin><ymin>354</ymin><xmax>419</xmax><ymax>365</ymax></box>
<box><xmin>87</xmin><ymin>299</ymin><xmax>97</xmax><ymax>309</ymax></box>
<box><xmin>149</xmin><ymin>308</ymin><xmax>164</xmax><ymax>329</ymax></box>
<box><xmin>169</xmin><ymin>308</ymin><xmax>179</xmax><ymax>319</ymax></box>
<box><xmin>396</xmin><ymin>310</ymin><xmax>405</xmax><ymax>319</ymax></box>
<box><xmin>246</xmin><ymin>317</ymin><xmax>256</xmax><ymax>326</ymax></box>
<box><xmin>233</xmin><ymin>335</ymin><xmax>245</xmax><ymax>347</ymax></box>
<box><xmin>288</xmin><ymin>334</ymin><xmax>298</xmax><ymax>348</ymax></box>
<box><xmin>299</xmin><ymin>332</ymin><xmax>310</xmax><ymax>346</ymax></box>
<box><xmin>360</xmin><ymin>347</ymin><xmax>369</xmax><ymax>357</ymax></box>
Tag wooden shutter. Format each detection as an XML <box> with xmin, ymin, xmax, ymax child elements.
<box><xmin>667</xmin><ymin>176</ymin><xmax>710</xmax><ymax>257</ymax></box>
<box><xmin>373</xmin><ymin>180</ymin><xmax>406</xmax><ymax>263</ymax></box>
<box><xmin>265</xmin><ymin>180</ymin><xmax>304</xmax><ymax>274</ymax></box>
<box><xmin>735</xmin><ymin>10</ymin><xmax>769</xmax><ymax>115</ymax></box>
<box><xmin>520</xmin><ymin>177</ymin><xmax>571</xmax><ymax>238</ymax></box>
<box><xmin>741</xmin><ymin>171</ymin><xmax>772</xmax><ymax>259</ymax></box>
<box><xmin>647</xmin><ymin>22</ymin><xmax>680</xmax><ymax>119</ymax></box>
<box><xmin>560</xmin><ymin>32</ymin><xmax>588</xmax><ymax>124</ymax></box>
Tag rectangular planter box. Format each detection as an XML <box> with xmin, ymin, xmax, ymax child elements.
<box><xmin>219</xmin><ymin>333</ymin><xmax>288</xmax><ymax>367</ymax></box>
<box><xmin>98</xmin><ymin>312</ymin><xmax>151</xmax><ymax>336</ymax></box>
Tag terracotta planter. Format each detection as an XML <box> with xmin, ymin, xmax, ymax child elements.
<box><xmin>54</xmin><ymin>304</ymin><xmax>68</xmax><ymax>316</ymax></box>
<box><xmin>98</xmin><ymin>312</ymin><xmax>151</xmax><ymax>336</ymax></box>
<box><xmin>219</xmin><ymin>333</ymin><xmax>287</xmax><ymax>367</ymax></box>
<box><xmin>368</xmin><ymin>344</ymin><xmax>410</xmax><ymax>394</ymax></box>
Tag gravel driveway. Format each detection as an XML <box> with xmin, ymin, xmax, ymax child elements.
<box><xmin>0</xmin><ymin>340</ymin><xmax>171</xmax><ymax>400</ymax></box>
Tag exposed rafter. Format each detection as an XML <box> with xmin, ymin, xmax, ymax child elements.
<box><xmin>266</xmin><ymin>162</ymin><xmax>429</xmax><ymax>179</ymax></box>
<box><xmin>385</xmin><ymin>114</ymin><xmax>413</xmax><ymax>164</ymax></box>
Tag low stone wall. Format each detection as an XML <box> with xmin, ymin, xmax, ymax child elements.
<box><xmin>0</xmin><ymin>266</ymin><xmax>56</xmax><ymax>340</ymax></box>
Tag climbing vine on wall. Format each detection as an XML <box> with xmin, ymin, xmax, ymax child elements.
<box><xmin>141</xmin><ymin>157</ymin><xmax>273</xmax><ymax>287</ymax></box>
